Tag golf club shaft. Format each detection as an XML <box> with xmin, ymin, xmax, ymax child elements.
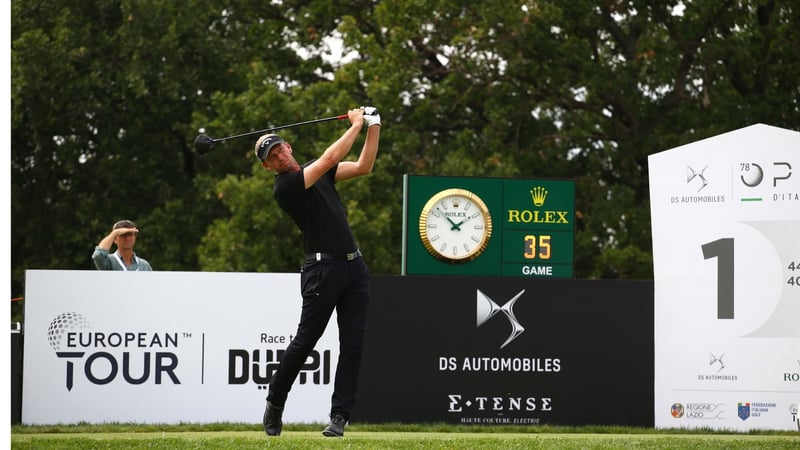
<box><xmin>213</xmin><ymin>114</ymin><xmax>348</xmax><ymax>143</ymax></box>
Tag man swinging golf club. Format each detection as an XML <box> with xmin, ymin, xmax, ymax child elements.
<box><xmin>259</xmin><ymin>106</ymin><xmax>381</xmax><ymax>437</ymax></box>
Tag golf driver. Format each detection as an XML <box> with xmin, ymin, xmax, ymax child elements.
<box><xmin>194</xmin><ymin>110</ymin><xmax>377</xmax><ymax>155</ymax></box>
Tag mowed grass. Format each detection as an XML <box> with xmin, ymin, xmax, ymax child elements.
<box><xmin>11</xmin><ymin>423</ymin><xmax>800</xmax><ymax>449</ymax></box>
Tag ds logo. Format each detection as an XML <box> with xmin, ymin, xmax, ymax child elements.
<box><xmin>476</xmin><ymin>289</ymin><xmax>526</xmax><ymax>349</ymax></box>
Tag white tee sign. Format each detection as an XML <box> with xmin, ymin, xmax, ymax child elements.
<box><xmin>649</xmin><ymin>124</ymin><xmax>799</xmax><ymax>431</ymax></box>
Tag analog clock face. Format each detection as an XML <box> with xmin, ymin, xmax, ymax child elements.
<box><xmin>419</xmin><ymin>188</ymin><xmax>493</xmax><ymax>263</ymax></box>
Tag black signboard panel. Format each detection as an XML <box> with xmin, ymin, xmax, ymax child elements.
<box><xmin>352</xmin><ymin>276</ymin><xmax>654</xmax><ymax>427</ymax></box>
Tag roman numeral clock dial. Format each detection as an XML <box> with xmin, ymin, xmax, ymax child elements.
<box><xmin>419</xmin><ymin>188</ymin><xmax>493</xmax><ymax>263</ymax></box>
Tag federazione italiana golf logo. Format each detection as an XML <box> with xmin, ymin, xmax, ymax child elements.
<box><xmin>47</xmin><ymin>312</ymin><xmax>185</xmax><ymax>391</ymax></box>
<box><xmin>737</xmin><ymin>401</ymin><xmax>777</xmax><ymax>421</ymax></box>
<box><xmin>738</xmin><ymin>402</ymin><xmax>750</xmax><ymax>421</ymax></box>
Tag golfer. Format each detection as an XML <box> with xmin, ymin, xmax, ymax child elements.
<box><xmin>257</xmin><ymin>107</ymin><xmax>381</xmax><ymax>437</ymax></box>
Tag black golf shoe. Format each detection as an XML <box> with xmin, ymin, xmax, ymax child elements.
<box><xmin>263</xmin><ymin>401</ymin><xmax>283</xmax><ymax>436</ymax></box>
<box><xmin>322</xmin><ymin>414</ymin><xmax>346</xmax><ymax>437</ymax></box>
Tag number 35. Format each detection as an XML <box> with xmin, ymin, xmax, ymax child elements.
<box><xmin>524</xmin><ymin>235</ymin><xmax>551</xmax><ymax>260</ymax></box>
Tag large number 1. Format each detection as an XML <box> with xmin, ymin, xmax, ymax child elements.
<box><xmin>701</xmin><ymin>238</ymin><xmax>734</xmax><ymax>319</ymax></box>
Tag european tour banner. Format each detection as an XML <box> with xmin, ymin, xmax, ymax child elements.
<box><xmin>22</xmin><ymin>270</ymin><xmax>338</xmax><ymax>425</ymax></box>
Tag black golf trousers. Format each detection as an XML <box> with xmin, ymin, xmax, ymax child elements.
<box><xmin>267</xmin><ymin>256</ymin><xmax>370</xmax><ymax>420</ymax></box>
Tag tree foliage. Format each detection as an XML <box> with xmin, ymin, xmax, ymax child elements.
<box><xmin>12</xmin><ymin>1</ymin><xmax>800</xmax><ymax>315</ymax></box>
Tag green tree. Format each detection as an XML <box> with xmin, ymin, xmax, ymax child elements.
<box><xmin>12</xmin><ymin>0</ymin><xmax>799</xmax><ymax>324</ymax></box>
<box><xmin>11</xmin><ymin>1</ymin><xmax>295</xmax><ymax>297</ymax></box>
<box><xmin>197</xmin><ymin>0</ymin><xmax>798</xmax><ymax>278</ymax></box>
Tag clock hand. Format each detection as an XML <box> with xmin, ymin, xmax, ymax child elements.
<box><xmin>438</xmin><ymin>207</ymin><xmax>462</xmax><ymax>231</ymax></box>
<box><xmin>453</xmin><ymin>216</ymin><xmax>471</xmax><ymax>229</ymax></box>
<box><xmin>447</xmin><ymin>217</ymin><xmax>463</xmax><ymax>231</ymax></box>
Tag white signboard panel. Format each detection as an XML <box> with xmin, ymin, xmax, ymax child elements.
<box><xmin>22</xmin><ymin>270</ymin><xmax>338</xmax><ymax>425</ymax></box>
<box><xmin>649</xmin><ymin>124</ymin><xmax>800</xmax><ymax>431</ymax></box>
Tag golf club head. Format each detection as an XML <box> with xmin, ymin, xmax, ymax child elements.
<box><xmin>194</xmin><ymin>134</ymin><xmax>215</xmax><ymax>155</ymax></box>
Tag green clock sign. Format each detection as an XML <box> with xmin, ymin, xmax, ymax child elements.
<box><xmin>402</xmin><ymin>175</ymin><xmax>575</xmax><ymax>278</ymax></box>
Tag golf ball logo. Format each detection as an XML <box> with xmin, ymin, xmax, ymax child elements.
<box><xmin>739</xmin><ymin>163</ymin><xmax>764</xmax><ymax>187</ymax></box>
<box><xmin>47</xmin><ymin>312</ymin><xmax>91</xmax><ymax>351</ymax></box>
<box><xmin>738</xmin><ymin>161</ymin><xmax>792</xmax><ymax>188</ymax></box>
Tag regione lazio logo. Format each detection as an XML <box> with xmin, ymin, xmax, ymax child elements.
<box><xmin>476</xmin><ymin>289</ymin><xmax>526</xmax><ymax>349</ymax></box>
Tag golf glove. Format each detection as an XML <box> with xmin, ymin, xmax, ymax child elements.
<box><xmin>362</xmin><ymin>106</ymin><xmax>381</xmax><ymax>127</ymax></box>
